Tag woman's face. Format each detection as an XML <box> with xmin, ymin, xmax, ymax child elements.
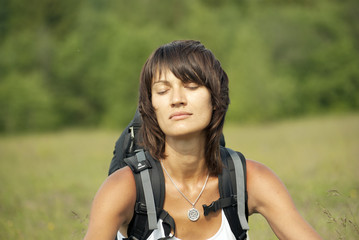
<box><xmin>151</xmin><ymin>69</ymin><xmax>213</xmax><ymax>139</ymax></box>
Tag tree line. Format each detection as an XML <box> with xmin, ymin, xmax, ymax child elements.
<box><xmin>0</xmin><ymin>0</ymin><xmax>358</xmax><ymax>132</ymax></box>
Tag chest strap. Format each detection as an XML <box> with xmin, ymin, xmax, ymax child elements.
<box><xmin>203</xmin><ymin>196</ymin><xmax>236</xmax><ymax>216</ymax></box>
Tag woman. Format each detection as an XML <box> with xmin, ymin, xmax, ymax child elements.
<box><xmin>84</xmin><ymin>40</ymin><xmax>322</xmax><ymax>240</ymax></box>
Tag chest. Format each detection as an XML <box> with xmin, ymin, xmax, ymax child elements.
<box><xmin>163</xmin><ymin>177</ymin><xmax>222</xmax><ymax>239</ymax></box>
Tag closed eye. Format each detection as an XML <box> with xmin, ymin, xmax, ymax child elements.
<box><xmin>185</xmin><ymin>83</ymin><xmax>200</xmax><ymax>90</ymax></box>
<box><xmin>157</xmin><ymin>89</ymin><xmax>169</xmax><ymax>95</ymax></box>
<box><xmin>152</xmin><ymin>81</ymin><xmax>170</xmax><ymax>95</ymax></box>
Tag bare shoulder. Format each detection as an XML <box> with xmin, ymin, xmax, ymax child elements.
<box><xmin>95</xmin><ymin>166</ymin><xmax>137</xmax><ymax>223</ymax></box>
<box><xmin>104</xmin><ymin>166</ymin><xmax>137</xmax><ymax>193</ymax></box>
<box><xmin>246</xmin><ymin>160</ymin><xmax>323</xmax><ymax>239</ymax></box>
<box><xmin>246</xmin><ymin>159</ymin><xmax>289</xmax><ymax>215</ymax></box>
<box><xmin>97</xmin><ymin>166</ymin><xmax>136</xmax><ymax>197</ymax></box>
<box><xmin>84</xmin><ymin>167</ymin><xmax>136</xmax><ymax>239</ymax></box>
<box><xmin>246</xmin><ymin>159</ymin><xmax>272</xmax><ymax>176</ymax></box>
<box><xmin>246</xmin><ymin>159</ymin><xmax>282</xmax><ymax>190</ymax></box>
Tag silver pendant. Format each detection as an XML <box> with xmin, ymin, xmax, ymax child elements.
<box><xmin>188</xmin><ymin>208</ymin><xmax>200</xmax><ymax>222</ymax></box>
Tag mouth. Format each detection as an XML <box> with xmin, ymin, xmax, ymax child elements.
<box><xmin>169</xmin><ymin>112</ymin><xmax>193</xmax><ymax>120</ymax></box>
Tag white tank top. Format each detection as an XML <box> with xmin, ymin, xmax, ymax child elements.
<box><xmin>117</xmin><ymin>210</ymin><xmax>249</xmax><ymax>240</ymax></box>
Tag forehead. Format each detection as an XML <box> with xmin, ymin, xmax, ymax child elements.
<box><xmin>151</xmin><ymin>65</ymin><xmax>202</xmax><ymax>87</ymax></box>
<box><xmin>151</xmin><ymin>67</ymin><xmax>179</xmax><ymax>85</ymax></box>
<box><xmin>153</xmin><ymin>67</ymin><xmax>171</xmax><ymax>80</ymax></box>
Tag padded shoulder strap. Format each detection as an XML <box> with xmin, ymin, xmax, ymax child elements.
<box><xmin>203</xmin><ymin>147</ymin><xmax>249</xmax><ymax>239</ymax></box>
<box><xmin>226</xmin><ymin>148</ymin><xmax>249</xmax><ymax>230</ymax></box>
<box><xmin>125</xmin><ymin>151</ymin><xmax>175</xmax><ymax>240</ymax></box>
<box><xmin>125</xmin><ymin>150</ymin><xmax>157</xmax><ymax>230</ymax></box>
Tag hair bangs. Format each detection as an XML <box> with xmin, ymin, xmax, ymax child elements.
<box><xmin>151</xmin><ymin>42</ymin><xmax>206</xmax><ymax>86</ymax></box>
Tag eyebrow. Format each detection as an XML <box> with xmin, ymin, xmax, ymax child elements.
<box><xmin>152</xmin><ymin>80</ymin><xmax>170</xmax><ymax>85</ymax></box>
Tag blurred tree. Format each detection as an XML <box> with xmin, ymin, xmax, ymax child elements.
<box><xmin>0</xmin><ymin>72</ymin><xmax>58</xmax><ymax>132</ymax></box>
<box><xmin>253</xmin><ymin>1</ymin><xmax>359</xmax><ymax>114</ymax></box>
<box><xmin>0</xmin><ymin>0</ymin><xmax>358</xmax><ymax>132</ymax></box>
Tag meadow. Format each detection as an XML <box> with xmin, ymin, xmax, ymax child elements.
<box><xmin>0</xmin><ymin>113</ymin><xmax>358</xmax><ymax>239</ymax></box>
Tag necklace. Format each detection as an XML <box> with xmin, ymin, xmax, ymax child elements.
<box><xmin>161</xmin><ymin>160</ymin><xmax>210</xmax><ymax>222</ymax></box>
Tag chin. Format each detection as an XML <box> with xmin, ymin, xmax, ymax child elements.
<box><xmin>166</xmin><ymin>129</ymin><xmax>206</xmax><ymax>139</ymax></box>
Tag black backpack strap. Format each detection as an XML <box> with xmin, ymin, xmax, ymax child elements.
<box><xmin>203</xmin><ymin>196</ymin><xmax>236</xmax><ymax>216</ymax></box>
<box><xmin>139</xmin><ymin>151</ymin><xmax>157</xmax><ymax>229</ymax></box>
<box><xmin>157</xmin><ymin>210</ymin><xmax>176</xmax><ymax>240</ymax></box>
<box><xmin>125</xmin><ymin>150</ymin><xmax>176</xmax><ymax>240</ymax></box>
<box><xmin>125</xmin><ymin>150</ymin><xmax>157</xmax><ymax>231</ymax></box>
<box><xmin>226</xmin><ymin>148</ymin><xmax>249</xmax><ymax>231</ymax></box>
<box><xmin>202</xmin><ymin>147</ymin><xmax>249</xmax><ymax>239</ymax></box>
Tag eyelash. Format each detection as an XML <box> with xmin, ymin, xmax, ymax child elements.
<box><xmin>157</xmin><ymin>89</ymin><xmax>168</xmax><ymax>95</ymax></box>
<box><xmin>185</xmin><ymin>84</ymin><xmax>199</xmax><ymax>90</ymax></box>
<box><xmin>155</xmin><ymin>84</ymin><xmax>199</xmax><ymax>95</ymax></box>
<box><xmin>186</xmin><ymin>86</ymin><xmax>197</xmax><ymax>90</ymax></box>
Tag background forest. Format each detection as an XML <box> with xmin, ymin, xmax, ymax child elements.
<box><xmin>1</xmin><ymin>1</ymin><xmax>359</xmax><ymax>239</ymax></box>
<box><xmin>1</xmin><ymin>0</ymin><xmax>358</xmax><ymax>132</ymax></box>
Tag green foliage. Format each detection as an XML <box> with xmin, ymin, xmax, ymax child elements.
<box><xmin>255</xmin><ymin>2</ymin><xmax>359</xmax><ymax>113</ymax></box>
<box><xmin>0</xmin><ymin>71</ymin><xmax>58</xmax><ymax>132</ymax></box>
<box><xmin>0</xmin><ymin>0</ymin><xmax>358</xmax><ymax>132</ymax></box>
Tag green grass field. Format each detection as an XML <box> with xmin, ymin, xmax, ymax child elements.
<box><xmin>1</xmin><ymin>114</ymin><xmax>358</xmax><ymax>239</ymax></box>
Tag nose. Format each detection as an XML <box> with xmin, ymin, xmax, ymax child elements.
<box><xmin>170</xmin><ymin>86</ymin><xmax>187</xmax><ymax>107</ymax></box>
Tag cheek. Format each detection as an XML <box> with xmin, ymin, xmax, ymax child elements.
<box><xmin>203</xmin><ymin>93</ymin><xmax>213</xmax><ymax>112</ymax></box>
<box><xmin>198</xmin><ymin>94</ymin><xmax>213</xmax><ymax>122</ymax></box>
<box><xmin>151</xmin><ymin>96</ymin><xmax>161</xmax><ymax>113</ymax></box>
<box><xmin>151</xmin><ymin>98</ymin><xmax>165</xmax><ymax>124</ymax></box>
<box><xmin>206</xmin><ymin>102</ymin><xmax>214</xmax><ymax>121</ymax></box>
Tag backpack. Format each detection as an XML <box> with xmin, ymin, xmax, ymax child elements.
<box><xmin>108</xmin><ymin>109</ymin><xmax>250</xmax><ymax>240</ymax></box>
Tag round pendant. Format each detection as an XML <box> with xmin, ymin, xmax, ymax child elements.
<box><xmin>188</xmin><ymin>208</ymin><xmax>200</xmax><ymax>222</ymax></box>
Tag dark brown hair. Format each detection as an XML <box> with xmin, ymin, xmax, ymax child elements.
<box><xmin>138</xmin><ymin>40</ymin><xmax>230</xmax><ymax>175</ymax></box>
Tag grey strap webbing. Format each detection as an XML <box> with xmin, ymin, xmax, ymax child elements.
<box><xmin>135</xmin><ymin>151</ymin><xmax>158</xmax><ymax>230</ymax></box>
<box><xmin>226</xmin><ymin>148</ymin><xmax>250</xmax><ymax>230</ymax></box>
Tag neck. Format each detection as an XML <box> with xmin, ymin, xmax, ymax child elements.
<box><xmin>162</xmin><ymin>133</ymin><xmax>208</xmax><ymax>182</ymax></box>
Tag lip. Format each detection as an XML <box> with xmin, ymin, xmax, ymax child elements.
<box><xmin>169</xmin><ymin>111</ymin><xmax>193</xmax><ymax>120</ymax></box>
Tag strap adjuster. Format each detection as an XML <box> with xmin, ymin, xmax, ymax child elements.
<box><xmin>134</xmin><ymin>202</ymin><xmax>147</xmax><ymax>214</ymax></box>
<box><xmin>202</xmin><ymin>196</ymin><xmax>236</xmax><ymax>216</ymax></box>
